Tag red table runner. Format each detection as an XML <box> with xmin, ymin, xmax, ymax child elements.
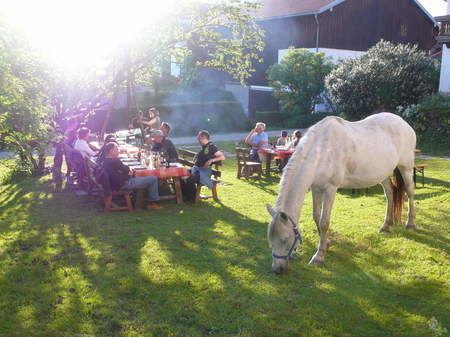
<box><xmin>259</xmin><ymin>148</ymin><xmax>295</xmax><ymax>160</ymax></box>
<box><xmin>133</xmin><ymin>166</ymin><xmax>190</xmax><ymax>178</ymax></box>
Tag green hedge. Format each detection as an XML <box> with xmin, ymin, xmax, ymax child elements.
<box><xmin>255</xmin><ymin>111</ymin><xmax>337</xmax><ymax>129</ymax></box>
<box><xmin>255</xmin><ymin>111</ymin><xmax>284</xmax><ymax>125</ymax></box>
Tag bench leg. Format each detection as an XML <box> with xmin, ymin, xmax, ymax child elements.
<box><xmin>212</xmin><ymin>182</ymin><xmax>219</xmax><ymax>201</ymax></box>
<box><xmin>413</xmin><ymin>168</ymin><xmax>417</xmax><ymax>188</ymax></box>
<box><xmin>124</xmin><ymin>193</ymin><xmax>133</xmax><ymax>212</ymax></box>
<box><xmin>194</xmin><ymin>184</ymin><xmax>202</xmax><ymax>203</ymax></box>
<box><xmin>104</xmin><ymin>195</ymin><xmax>112</xmax><ymax>212</ymax></box>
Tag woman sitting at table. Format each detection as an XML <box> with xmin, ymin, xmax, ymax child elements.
<box><xmin>287</xmin><ymin>130</ymin><xmax>302</xmax><ymax>149</ymax></box>
<box><xmin>73</xmin><ymin>127</ymin><xmax>99</xmax><ymax>159</ymax></box>
<box><xmin>100</xmin><ymin>142</ymin><xmax>163</xmax><ymax>210</ymax></box>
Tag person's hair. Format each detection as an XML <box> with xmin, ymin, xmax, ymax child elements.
<box><xmin>97</xmin><ymin>142</ymin><xmax>118</xmax><ymax>164</ymax></box>
<box><xmin>281</xmin><ymin>130</ymin><xmax>288</xmax><ymax>137</ymax></box>
<box><xmin>198</xmin><ymin>130</ymin><xmax>210</xmax><ymax>140</ymax></box>
<box><xmin>78</xmin><ymin>127</ymin><xmax>90</xmax><ymax>139</ymax></box>
<box><xmin>104</xmin><ymin>134</ymin><xmax>117</xmax><ymax>143</ymax></box>
<box><xmin>256</xmin><ymin>122</ymin><xmax>266</xmax><ymax>130</ymax></box>
<box><xmin>294</xmin><ymin>130</ymin><xmax>302</xmax><ymax>137</ymax></box>
<box><xmin>161</xmin><ymin>122</ymin><xmax>171</xmax><ymax>133</ymax></box>
<box><xmin>149</xmin><ymin>107</ymin><xmax>159</xmax><ymax>115</ymax></box>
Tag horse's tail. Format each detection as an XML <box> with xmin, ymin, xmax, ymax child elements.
<box><xmin>391</xmin><ymin>167</ymin><xmax>405</xmax><ymax>224</ymax></box>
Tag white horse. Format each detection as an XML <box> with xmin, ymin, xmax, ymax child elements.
<box><xmin>266</xmin><ymin>113</ymin><xmax>416</xmax><ymax>273</ymax></box>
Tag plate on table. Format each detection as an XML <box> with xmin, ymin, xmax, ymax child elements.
<box><xmin>130</xmin><ymin>165</ymin><xmax>148</xmax><ymax>170</ymax></box>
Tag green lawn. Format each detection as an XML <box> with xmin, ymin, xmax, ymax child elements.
<box><xmin>0</xmin><ymin>155</ymin><xmax>449</xmax><ymax>337</ymax></box>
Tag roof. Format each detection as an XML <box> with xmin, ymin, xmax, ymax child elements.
<box><xmin>256</xmin><ymin>0</ymin><xmax>437</xmax><ymax>24</ymax></box>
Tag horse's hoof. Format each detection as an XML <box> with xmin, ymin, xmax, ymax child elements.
<box><xmin>379</xmin><ymin>227</ymin><xmax>390</xmax><ymax>233</ymax></box>
<box><xmin>309</xmin><ymin>256</ymin><xmax>324</xmax><ymax>266</ymax></box>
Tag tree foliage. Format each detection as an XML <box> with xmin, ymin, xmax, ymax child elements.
<box><xmin>325</xmin><ymin>40</ymin><xmax>440</xmax><ymax>120</ymax></box>
<box><xmin>0</xmin><ymin>20</ymin><xmax>54</xmax><ymax>174</ymax></box>
<box><xmin>267</xmin><ymin>48</ymin><xmax>334</xmax><ymax>116</ymax></box>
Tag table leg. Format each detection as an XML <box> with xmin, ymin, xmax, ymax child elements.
<box><xmin>265</xmin><ymin>153</ymin><xmax>271</xmax><ymax>175</ymax></box>
<box><xmin>173</xmin><ymin>177</ymin><xmax>184</xmax><ymax>204</ymax></box>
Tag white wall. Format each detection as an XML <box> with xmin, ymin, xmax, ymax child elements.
<box><xmin>439</xmin><ymin>1</ymin><xmax>450</xmax><ymax>94</ymax></box>
<box><xmin>278</xmin><ymin>47</ymin><xmax>365</xmax><ymax>63</ymax></box>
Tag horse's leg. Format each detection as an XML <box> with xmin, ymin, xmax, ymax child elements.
<box><xmin>312</xmin><ymin>188</ymin><xmax>330</xmax><ymax>249</ymax></box>
<box><xmin>399</xmin><ymin>166</ymin><xmax>416</xmax><ymax>230</ymax></box>
<box><xmin>379</xmin><ymin>178</ymin><xmax>394</xmax><ymax>232</ymax></box>
<box><xmin>309</xmin><ymin>186</ymin><xmax>337</xmax><ymax>265</ymax></box>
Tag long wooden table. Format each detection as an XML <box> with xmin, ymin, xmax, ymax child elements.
<box><xmin>120</xmin><ymin>153</ymin><xmax>190</xmax><ymax>206</ymax></box>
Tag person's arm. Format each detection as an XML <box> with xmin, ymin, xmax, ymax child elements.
<box><xmin>80</xmin><ymin>140</ymin><xmax>97</xmax><ymax>157</ymax></box>
<box><xmin>203</xmin><ymin>151</ymin><xmax>225</xmax><ymax>168</ymax></box>
<box><xmin>244</xmin><ymin>129</ymin><xmax>256</xmax><ymax>146</ymax></box>
<box><xmin>88</xmin><ymin>142</ymin><xmax>100</xmax><ymax>151</ymax></box>
<box><xmin>143</xmin><ymin>116</ymin><xmax>159</xmax><ymax>128</ymax></box>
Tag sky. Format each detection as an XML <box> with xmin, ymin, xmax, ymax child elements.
<box><xmin>1</xmin><ymin>0</ymin><xmax>448</xmax><ymax>73</ymax></box>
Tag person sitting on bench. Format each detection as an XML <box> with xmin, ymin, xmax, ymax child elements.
<box><xmin>101</xmin><ymin>142</ymin><xmax>163</xmax><ymax>210</ymax></box>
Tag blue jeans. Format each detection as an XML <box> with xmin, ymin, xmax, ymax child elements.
<box><xmin>122</xmin><ymin>176</ymin><xmax>159</xmax><ymax>202</ymax></box>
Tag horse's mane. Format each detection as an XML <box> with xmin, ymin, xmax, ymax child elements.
<box><xmin>276</xmin><ymin>116</ymin><xmax>343</xmax><ymax>210</ymax></box>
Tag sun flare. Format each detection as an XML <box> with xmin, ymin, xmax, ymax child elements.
<box><xmin>1</xmin><ymin>0</ymin><xmax>179</xmax><ymax>73</ymax></box>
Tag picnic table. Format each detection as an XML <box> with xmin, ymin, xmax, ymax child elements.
<box><xmin>120</xmin><ymin>151</ymin><xmax>190</xmax><ymax>206</ymax></box>
<box><xmin>258</xmin><ymin>148</ymin><xmax>295</xmax><ymax>175</ymax></box>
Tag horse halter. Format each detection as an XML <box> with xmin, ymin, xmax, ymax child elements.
<box><xmin>272</xmin><ymin>214</ymin><xmax>303</xmax><ymax>260</ymax></box>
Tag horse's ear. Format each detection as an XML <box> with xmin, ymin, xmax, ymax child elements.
<box><xmin>279</xmin><ymin>212</ymin><xmax>288</xmax><ymax>222</ymax></box>
<box><xmin>266</xmin><ymin>204</ymin><xmax>277</xmax><ymax>218</ymax></box>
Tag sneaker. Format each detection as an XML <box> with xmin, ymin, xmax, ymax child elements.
<box><xmin>146</xmin><ymin>203</ymin><xmax>163</xmax><ymax>210</ymax></box>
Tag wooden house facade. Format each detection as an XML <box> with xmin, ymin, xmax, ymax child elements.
<box><xmin>245</xmin><ymin>0</ymin><xmax>438</xmax><ymax>116</ymax></box>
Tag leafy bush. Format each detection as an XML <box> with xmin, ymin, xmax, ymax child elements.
<box><xmin>267</xmin><ymin>48</ymin><xmax>334</xmax><ymax>116</ymax></box>
<box><xmin>274</xmin><ymin>112</ymin><xmax>337</xmax><ymax>129</ymax></box>
<box><xmin>0</xmin><ymin>158</ymin><xmax>32</xmax><ymax>185</ymax></box>
<box><xmin>396</xmin><ymin>94</ymin><xmax>450</xmax><ymax>151</ymax></box>
<box><xmin>326</xmin><ymin>40</ymin><xmax>440</xmax><ymax>120</ymax></box>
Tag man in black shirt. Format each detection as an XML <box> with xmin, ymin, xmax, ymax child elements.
<box><xmin>150</xmin><ymin>130</ymin><xmax>178</xmax><ymax>163</ymax></box>
<box><xmin>191</xmin><ymin>130</ymin><xmax>225</xmax><ymax>188</ymax></box>
<box><xmin>101</xmin><ymin>142</ymin><xmax>162</xmax><ymax>210</ymax></box>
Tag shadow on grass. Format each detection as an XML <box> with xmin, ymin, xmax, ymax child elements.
<box><xmin>0</xmin><ymin>175</ymin><xmax>448</xmax><ymax>336</ymax></box>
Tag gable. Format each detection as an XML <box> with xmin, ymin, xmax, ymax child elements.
<box><xmin>257</xmin><ymin>0</ymin><xmax>436</xmax><ymax>24</ymax></box>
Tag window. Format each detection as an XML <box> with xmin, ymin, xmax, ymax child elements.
<box><xmin>400</xmin><ymin>24</ymin><xmax>408</xmax><ymax>37</ymax></box>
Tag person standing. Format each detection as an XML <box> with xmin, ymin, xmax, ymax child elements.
<box><xmin>245</xmin><ymin>122</ymin><xmax>269</xmax><ymax>162</ymax></box>
<box><xmin>140</xmin><ymin>107</ymin><xmax>161</xmax><ymax>132</ymax></box>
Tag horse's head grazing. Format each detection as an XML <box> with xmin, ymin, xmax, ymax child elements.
<box><xmin>266</xmin><ymin>204</ymin><xmax>300</xmax><ymax>274</ymax></box>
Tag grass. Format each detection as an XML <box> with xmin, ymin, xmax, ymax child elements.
<box><xmin>0</xmin><ymin>153</ymin><xmax>449</xmax><ymax>337</ymax></box>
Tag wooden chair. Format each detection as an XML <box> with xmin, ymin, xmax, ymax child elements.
<box><xmin>413</xmin><ymin>164</ymin><xmax>429</xmax><ymax>187</ymax></box>
<box><xmin>177</xmin><ymin>148</ymin><xmax>221</xmax><ymax>203</ymax></box>
<box><xmin>235</xmin><ymin>147</ymin><xmax>262</xmax><ymax>179</ymax></box>
<box><xmin>104</xmin><ymin>191</ymin><xmax>133</xmax><ymax>212</ymax></box>
<box><xmin>95</xmin><ymin>167</ymin><xmax>133</xmax><ymax>212</ymax></box>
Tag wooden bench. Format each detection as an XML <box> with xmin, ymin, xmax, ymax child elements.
<box><xmin>177</xmin><ymin>148</ymin><xmax>221</xmax><ymax>203</ymax></box>
<box><xmin>235</xmin><ymin>147</ymin><xmax>262</xmax><ymax>179</ymax></box>
<box><xmin>414</xmin><ymin>164</ymin><xmax>429</xmax><ymax>187</ymax></box>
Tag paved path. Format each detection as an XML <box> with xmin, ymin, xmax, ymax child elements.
<box><xmin>171</xmin><ymin>129</ymin><xmax>304</xmax><ymax>145</ymax></box>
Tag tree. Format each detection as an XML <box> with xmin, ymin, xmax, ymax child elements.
<box><xmin>267</xmin><ymin>48</ymin><xmax>334</xmax><ymax>116</ymax></box>
<box><xmin>325</xmin><ymin>40</ymin><xmax>440</xmax><ymax>120</ymax></box>
<box><xmin>0</xmin><ymin>20</ymin><xmax>54</xmax><ymax>175</ymax></box>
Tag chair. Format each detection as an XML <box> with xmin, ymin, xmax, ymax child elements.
<box><xmin>95</xmin><ymin>167</ymin><xmax>133</xmax><ymax>212</ymax></box>
<box><xmin>177</xmin><ymin>148</ymin><xmax>221</xmax><ymax>203</ymax></box>
<box><xmin>64</xmin><ymin>145</ymin><xmax>87</xmax><ymax>190</ymax></box>
<box><xmin>235</xmin><ymin>147</ymin><xmax>262</xmax><ymax>179</ymax></box>
<box><xmin>413</xmin><ymin>164</ymin><xmax>429</xmax><ymax>187</ymax></box>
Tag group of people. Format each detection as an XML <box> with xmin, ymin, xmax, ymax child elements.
<box><xmin>244</xmin><ymin>122</ymin><xmax>302</xmax><ymax>165</ymax></box>
<box><xmin>64</xmin><ymin>106</ymin><xmax>225</xmax><ymax>209</ymax></box>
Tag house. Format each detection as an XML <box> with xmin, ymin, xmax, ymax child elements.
<box><xmin>234</xmin><ymin>0</ymin><xmax>439</xmax><ymax>117</ymax></box>
<box><xmin>436</xmin><ymin>1</ymin><xmax>450</xmax><ymax>93</ymax></box>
